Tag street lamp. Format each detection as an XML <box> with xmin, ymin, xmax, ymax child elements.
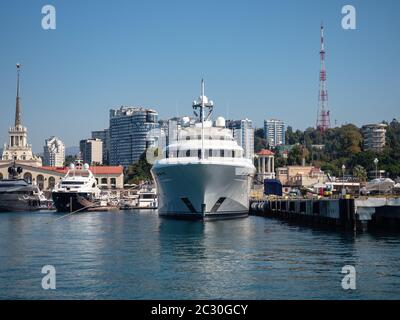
<box><xmin>374</xmin><ymin>158</ymin><xmax>380</xmax><ymax>196</ymax></box>
<box><xmin>374</xmin><ymin>158</ymin><xmax>379</xmax><ymax>179</ymax></box>
<box><xmin>341</xmin><ymin>164</ymin><xmax>346</xmax><ymax>196</ymax></box>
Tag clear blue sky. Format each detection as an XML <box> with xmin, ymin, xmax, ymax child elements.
<box><xmin>0</xmin><ymin>0</ymin><xmax>399</xmax><ymax>152</ymax></box>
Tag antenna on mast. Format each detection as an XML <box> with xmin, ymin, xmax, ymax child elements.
<box><xmin>201</xmin><ymin>78</ymin><xmax>205</xmax><ymax>122</ymax></box>
<box><xmin>316</xmin><ymin>22</ymin><xmax>331</xmax><ymax>132</ymax></box>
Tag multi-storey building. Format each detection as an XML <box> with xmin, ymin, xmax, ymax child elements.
<box><xmin>264</xmin><ymin>119</ymin><xmax>285</xmax><ymax>148</ymax></box>
<box><xmin>91</xmin><ymin>129</ymin><xmax>110</xmax><ymax>164</ymax></box>
<box><xmin>226</xmin><ymin>118</ymin><xmax>255</xmax><ymax>160</ymax></box>
<box><xmin>362</xmin><ymin>123</ymin><xmax>387</xmax><ymax>153</ymax></box>
<box><xmin>80</xmin><ymin>138</ymin><xmax>103</xmax><ymax>165</ymax></box>
<box><xmin>109</xmin><ymin>107</ymin><xmax>159</xmax><ymax>167</ymax></box>
<box><xmin>43</xmin><ymin>136</ymin><xmax>65</xmax><ymax>167</ymax></box>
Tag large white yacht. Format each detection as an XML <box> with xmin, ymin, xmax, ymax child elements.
<box><xmin>52</xmin><ymin>162</ymin><xmax>101</xmax><ymax>212</ymax></box>
<box><xmin>151</xmin><ymin>80</ymin><xmax>256</xmax><ymax>219</ymax></box>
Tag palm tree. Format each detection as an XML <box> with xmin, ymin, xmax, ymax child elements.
<box><xmin>353</xmin><ymin>165</ymin><xmax>368</xmax><ymax>182</ymax></box>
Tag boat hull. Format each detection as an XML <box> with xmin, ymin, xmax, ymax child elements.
<box><xmin>0</xmin><ymin>193</ymin><xmax>41</xmax><ymax>212</ymax></box>
<box><xmin>151</xmin><ymin>161</ymin><xmax>255</xmax><ymax>220</ymax></box>
<box><xmin>52</xmin><ymin>192</ymin><xmax>97</xmax><ymax>212</ymax></box>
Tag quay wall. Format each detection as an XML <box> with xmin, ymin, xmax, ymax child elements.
<box><xmin>250</xmin><ymin>197</ymin><xmax>400</xmax><ymax>231</ymax></box>
<box><xmin>250</xmin><ymin>198</ymin><xmax>359</xmax><ymax>231</ymax></box>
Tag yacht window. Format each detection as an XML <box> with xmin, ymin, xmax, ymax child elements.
<box><xmin>209</xmin><ymin>149</ymin><xmax>212</xmax><ymax>157</ymax></box>
<box><xmin>232</xmin><ymin>150</ymin><xmax>235</xmax><ymax>158</ymax></box>
<box><xmin>142</xmin><ymin>194</ymin><xmax>155</xmax><ymax>199</ymax></box>
<box><xmin>67</xmin><ymin>172</ymin><xmax>89</xmax><ymax>178</ymax></box>
<box><xmin>198</xmin><ymin>135</ymin><xmax>201</xmax><ymax>140</ymax></box>
<box><xmin>186</xmin><ymin>150</ymin><xmax>190</xmax><ymax>157</ymax></box>
<box><xmin>62</xmin><ymin>181</ymin><xmax>85</xmax><ymax>185</ymax></box>
<box><xmin>198</xmin><ymin>149</ymin><xmax>201</xmax><ymax>159</ymax></box>
<box><xmin>186</xmin><ymin>136</ymin><xmax>190</xmax><ymax>140</ymax></box>
<box><xmin>220</xmin><ymin>136</ymin><xmax>225</xmax><ymax>141</ymax></box>
<box><xmin>221</xmin><ymin>150</ymin><xmax>225</xmax><ymax>157</ymax></box>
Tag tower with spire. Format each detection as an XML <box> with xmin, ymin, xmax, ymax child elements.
<box><xmin>1</xmin><ymin>64</ymin><xmax>42</xmax><ymax>166</ymax></box>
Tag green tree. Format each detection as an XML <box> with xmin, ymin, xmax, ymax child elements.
<box><xmin>353</xmin><ymin>165</ymin><xmax>368</xmax><ymax>182</ymax></box>
<box><xmin>254</xmin><ymin>128</ymin><xmax>268</xmax><ymax>153</ymax></box>
<box><xmin>287</xmin><ymin>145</ymin><xmax>308</xmax><ymax>165</ymax></box>
<box><xmin>126</xmin><ymin>152</ymin><xmax>153</xmax><ymax>184</ymax></box>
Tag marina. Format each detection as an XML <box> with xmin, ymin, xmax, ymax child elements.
<box><xmin>0</xmin><ymin>0</ymin><xmax>400</xmax><ymax>303</ymax></box>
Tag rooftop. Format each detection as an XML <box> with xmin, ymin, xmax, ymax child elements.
<box><xmin>40</xmin><ymin>166</ymin><xmax>124</xmax><ymax>175</ymax></box>
<box><xmin>257</xmin><ymin>149</ymin><xmax>274</xmax><ymax>156</ymax></box>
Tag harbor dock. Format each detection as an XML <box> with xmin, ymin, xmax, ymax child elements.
<box><xmin>250</xmin><ymin>197</ymin><xmax>400</xmax><ymax>232</ymax></box>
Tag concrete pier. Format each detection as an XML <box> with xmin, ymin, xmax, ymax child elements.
<box><xmin>250</xmin><ymin>197</ymin><xmax>400</xmax><ymax>232</ymax></box>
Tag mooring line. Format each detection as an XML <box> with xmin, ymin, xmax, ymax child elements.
<box><xmin>48</xmin><ymin>201</ymin><xmax>102</xmax><ymax>224</ymax></box>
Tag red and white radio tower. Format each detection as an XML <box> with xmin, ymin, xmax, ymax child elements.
<box><xmin>316</xmin><ymin>23</ymin><xmax>331</xmax><ymax>132</ymax></box>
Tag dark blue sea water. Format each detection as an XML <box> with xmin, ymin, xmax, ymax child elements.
<box><xmin>0</xmin><ymin>210</ymin><xmax>399</xmax><ymax>300</ymax></box>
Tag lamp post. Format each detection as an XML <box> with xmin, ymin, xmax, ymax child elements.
<box><xmin>341</xmin><ymin>164</ymin><xmax>346</xmax><ymax>197</ymax></box>
<box><xmin>374</xmin><ymin>158</ymin><xmax>379</xmax><ymax>179</ymax></box>
<box><xmin>374</xmin><ymin>158</ymin><xmax>379</xmax><ymax>195</ymax></box>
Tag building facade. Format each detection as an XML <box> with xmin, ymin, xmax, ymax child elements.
<box><xmin>43</xmin><ymin>136</ymin><xmax>65</xmax><ymax>167</ymax></box>
<box><xmin>362</xmin><ymin>123</ymin><xmax>387</xmax><ymax>153</ymax></box>
<box><xmin>264</xmin><ymin>119</ymin><xmax>285</xmax><ymax>148</ymax></box>
<box><xmin>92</xmin><ymin>129</ymin><xmax>110</xmax><ymax>164</ymax></box>
<box><xmin>226</xmin><ymin>119</ymin><xmax>255</xmax><ymax>160</ymax></box>
<box><xmin>276</xmin><ymin>165</ymin><xmax>326</xmax><ymax>187</ymax></box>
<box><xmin>109</xmin><ymin>106</ymin><xmax>159</xmax><ymax>167</ymax></box>
<box><xmin>80</xmin><ymin>138</ymin><xmax>103</xmax><ymax>165</ymax></box>
<box><xmin>0</xmin><ymin>163</ymin><xmax>124</xmax><ymax>190</ymax></box>
<box><xmin>1</xmin><ymin>64</ymin><xmax>42</xmax><ymax>167</ymax></box>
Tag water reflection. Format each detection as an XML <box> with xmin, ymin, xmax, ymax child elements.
<box><xmin>0</xmin><ymin>211</ymin><xmax>399</xmax><ymax>299</ymax></box>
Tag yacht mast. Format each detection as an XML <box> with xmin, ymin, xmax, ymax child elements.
<box><xmin>201</xmin><ymin>79</ymin><xmax>205</xmax><ymax>160</ymax></box>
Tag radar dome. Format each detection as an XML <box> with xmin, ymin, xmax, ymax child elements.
<box><xmin>84</xmin><ymin>163</ymin><xmax>90</xmax><ymax>170</ymax></box>
<box><xmin>199</xmin><ymin>95</ymin><xmax>208</xmax><ymax>104</ymax></box>
<box><xmin>215</xmin><ymin>116</ymin><xmax>226</xmax><ymax>128</ymax></box>
<box><xmin>182</xmin><ymin>116</ymin><xmax>190</xmax><ymax>126</ymax></box>
<box><xmin>69</xmin><ymin>163</ymin><xmax>75</xmax><ymax>170</ymax></box>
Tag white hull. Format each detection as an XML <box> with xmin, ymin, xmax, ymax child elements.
<box><xmin>138</xmin><ymin>201</ymin><xmax>158</xmax><ymax>209</ymax></box>
<box><xmin>152</xmin><ymin>159</ymin><xmax>255</xmax><ymax>219</ymax></box>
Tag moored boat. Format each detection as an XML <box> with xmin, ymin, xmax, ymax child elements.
<box><xmin>52</xmin><ymin>163</ymin><xmax>101</xmax><ymax>212</ymax></box>
<box><xmin>151</xmin><ymin>80</ymin><xmax>256</xmax><ymax>219</ymax></box>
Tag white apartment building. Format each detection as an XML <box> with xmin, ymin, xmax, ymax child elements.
<box><xmin>226</xmin><ymin>119</ymin><xmax>255</xmax><ymax>160</ymax></box>
<box><xmin>264</xmin><ymin>119</ymin><xmax>285</xmax><ymax>147</ymax></box>
<box><xmin>362</xmin><ymin>123</ymin><xmax>387</xmax><ymax>153</ymax></box>
<box><xmin>43</xmin><ymin>136</ymin><xmax>65</xmax><ymax>167</ymax></box>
